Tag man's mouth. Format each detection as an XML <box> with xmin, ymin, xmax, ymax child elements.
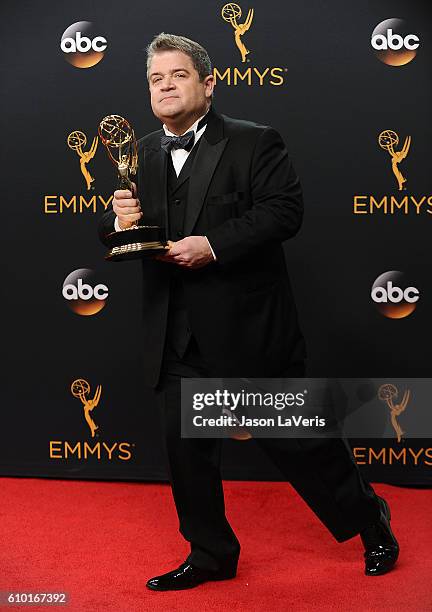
<box><xmin>161</xmin><ymin>96</ymin><xmax>179</xmax><ymax>102</ymax></box>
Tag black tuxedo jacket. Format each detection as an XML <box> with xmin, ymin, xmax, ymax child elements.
<box><xmin>98</xmin><ymin>107</ymin><xmax>306</xmax><ymax>387</ymax></box>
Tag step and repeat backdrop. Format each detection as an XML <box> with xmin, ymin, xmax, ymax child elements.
<box><xmin>1</xmin><ymin>0</ymin><xmax>431</xmax><ymax>485</ymax></box>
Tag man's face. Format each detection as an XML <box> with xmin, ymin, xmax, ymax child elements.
<box><xmin>148</xmin><ymin>50</ymin><xmax>213</xmax><ymax>124</ymax></box>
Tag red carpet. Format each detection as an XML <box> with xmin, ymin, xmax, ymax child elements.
<box><xmin>1</xmin><ymin>477</ymin><xmax>431</xmax><ymax>611</ymax></box>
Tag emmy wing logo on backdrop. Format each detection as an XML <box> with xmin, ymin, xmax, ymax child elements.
<box><xmin>71</xmin><ymin>379</ymin><xmax>101</xmax><ymax>439</ymax></box>
<box><xmin>214</xmin><ymin>4</ymin><xmax>286</xmax><ymax>86</ymax></box>
<box><xmin>67</xmin><ymin>131</ymin><xmax>98</xmax><ymax>191</ymax></box>
<box><xmin>378</xmin><ymin>384</ymin><xmax>410</xmax><ymax>443</ymax></box>
<box><xmin>43</xmin><ymin>126</ymin><xmax>112</xmax><ymax>214</ymax></box>
<box><xmin>371</xmin><ymin>271</ymin><xmax>419</xmax><ymax>319</ymax></box>
<box><xmin>49</xmin><ymin>379</ymin><xmax>135</xmax><ymax>461</ymax></box>
<box><xmin>222</xmin><ymin>3</ymin><xmax>254</xmax><ymax>63</ymax></box>
<box><xmin>353</xmin><ymin>130</ymin><xmax>432</xmax><ymax>216</ymax></box>
<box><xmin>353</xmin><ymin>382</ymin><xmax>432</xmax><ymax>468</ymax></box>
<box><xmin>378</xmin><ymin>130</ymin><xmax>411</xmax><ymax>191</ymax></box>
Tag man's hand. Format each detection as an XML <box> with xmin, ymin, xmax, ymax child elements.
<box><xmin>155</xmin><ymin>236</ymin><xmax>214</xmax><ymax>269</ymax></box>
<box><xmin>112</xmin><ymin>182</ymin><xmax>142</xmax><ymax>229</ymax></box>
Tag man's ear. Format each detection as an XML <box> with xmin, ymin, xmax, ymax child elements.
<box><xmin>204</xmin><ymin>74</ymin><xmax>215</xmax><ymax>98</ymax></box>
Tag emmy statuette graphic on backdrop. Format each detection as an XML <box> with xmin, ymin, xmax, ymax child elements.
<box><xmin>67</xmin><ymin>130</ymin><xmax>98</xmax><ymax>191</ymax></box>
<box><xmin>378</xmin><ymin>383</ymin><xmax>410</xmax><ymax>443</ymax></box>
<box><xmin>71</xmin><ymin>378</ymin><xmax>102</xmax><ymax>439</ymax></box>
<box><xmin>221</xmin><ymin>3</ymin><xmax>254</xmax><ymax>63</ymax></box>
<box><xmin>98</xmin><ymin>114</ymin><xmax>167</xmax><ymax>261</ymax></box>
<box><xmin>378</xmin><ymin>130</ymin><xmax>411</xmax><ymax>191</ymax></box>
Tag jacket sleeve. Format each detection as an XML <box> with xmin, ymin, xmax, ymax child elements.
<box><xmin>205</xmin><ymin>127</ymin><xmax>304</xmax><ymax>265</ymax></box>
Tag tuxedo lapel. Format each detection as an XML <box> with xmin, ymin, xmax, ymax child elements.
<box><xmin>184</xmin><ymin>109</ymin><xmax>228</xmax><ymax>236</ymax></box>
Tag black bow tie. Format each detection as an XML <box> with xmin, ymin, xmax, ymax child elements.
<box><xmin>160</xmin><ymin>131</ymin><xmax>195</xmax><ymax>154</ymax></box>
<box><xmin>160</xmin><ymin>111</ymin><xmax>211</xmax><ymax>154</ymax></box>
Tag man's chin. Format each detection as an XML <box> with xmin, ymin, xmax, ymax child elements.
<box><xmin>156</xmin><ymin>106</ymin><xmax>184</xmax><ymax>121</ymax></box>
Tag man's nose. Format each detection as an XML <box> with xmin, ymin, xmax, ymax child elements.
<box><xmin>160</xmin><ymin>76</ymin><xmax>176</xmax><ymax>91</ymax></box>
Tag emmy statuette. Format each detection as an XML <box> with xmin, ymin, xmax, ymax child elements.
<box><xmin>98</xmin><ymin>114</ymin><xmax>168</xmax><ymax>261</ymax></box>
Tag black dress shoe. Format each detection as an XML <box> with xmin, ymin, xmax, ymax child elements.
<box><xmin>146</xmin><ymin>561</ymin><xmax>237</xmax><ymax>591</ymax></box>
<box><xmin>360</xmin><ymin>496</ymin><xmax>399</xmax><ymax>576</ymax></box>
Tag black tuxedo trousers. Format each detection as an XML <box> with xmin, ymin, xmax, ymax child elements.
<box><xmin>156</xmin><ymin>337</ymin><xmax>381</xmax><ymax>574</ymax></box>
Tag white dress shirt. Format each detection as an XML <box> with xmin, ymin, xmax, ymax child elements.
<box><xmin>114</xmin><ymin>110</ymin><xmax>216</xmax><ymax>260</ymax></box>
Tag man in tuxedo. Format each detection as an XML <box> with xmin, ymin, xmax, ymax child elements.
<box><xmin>98</xmin><ymin>33</ymin><xmax>399</xmax><ymax>590</ymax></box>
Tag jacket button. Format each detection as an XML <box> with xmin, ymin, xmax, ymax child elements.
<box><xmin>174</xmin><ymin>199</ymin><xmax>181</xmax><ymax>206</ymax></box>
<box><xmin>177</xmin><ymin>230</ymin><xmax>184</xmax><ymax>237</ymax></box>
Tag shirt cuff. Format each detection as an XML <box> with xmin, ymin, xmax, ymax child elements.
<box><xmin>205</xmin><ymin>236</ymin><xmax>217</xmax><ymax>261</ymax></box>
<box><xmin>114</xmin><ymin>216</ymin><xmax>122</xmax><ymax>232</ymax></box>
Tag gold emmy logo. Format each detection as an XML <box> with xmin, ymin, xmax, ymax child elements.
<box><xmin>378</xmin><ymin>383</ymin><xmax>410</xmax><ymax>443</ymax></box>
<box><xmin>378</xmin><ymin>130</ymin><xmax>411</xmax><ymax>191</ymax></box>
<box><xmin>221</xmin><ymin>3</ymin><xmax>254</xmax><ymax>63</ymax></box>
<box><xmin>48</xmin><ymin>378</ymin><xmax>135</xmax><ymax>462</ymax></box>
<box><xmin>67</xmin><ymin>130</ymin><xmax>98</xmax><ymax>191</ymax></box>
<box><xmin>71</xmin><ymin>378</ymin><xmax>102</xmax><ymax>438</ymax></box>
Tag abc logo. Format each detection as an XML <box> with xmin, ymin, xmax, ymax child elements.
<box><xmin>371</xmin><ymin>271</ymin><xmax>419</xmax><ymax>319</ymax></box>
<box><xmin>61</xmin><ymin>21</ymin><xmax>107</xmax><ymax>68</ymax></box>
<box><xmin>371</xmin><ymin>18</ymin><xmax>419</xmax><ymax>66</ymax></box>
<box><xmin>63</xmin><ymin>268</ymin><xmax>108</xmax><ymax>316</ymax></box>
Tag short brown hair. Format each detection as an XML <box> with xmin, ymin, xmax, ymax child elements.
<box><xmin>146</xmin><ymin>33</ymin><xmax>212</xmax><ymax>81</ymax></box>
